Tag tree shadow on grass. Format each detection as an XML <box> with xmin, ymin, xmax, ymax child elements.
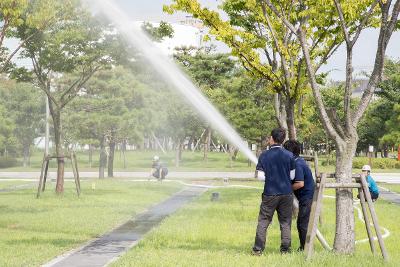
<box><xmin>159</xmin><ymin>237</ymin><xmax>281</xmax><ymax>255</ymax></box>
<box><xmin>0</xmin><ymin>205</ymin><xmax>48</xmax><ymax>214</ymax></box>
<box><xmin>6</xmin><ymin>237</ymin><xmax>79</xmax><ymax>247</ymax></box>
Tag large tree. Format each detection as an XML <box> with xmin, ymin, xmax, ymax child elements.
<box><xmin>15</xmin><ymin>0</ymin><xmax>117</xmax><ymax>193</ymax></box>
<box><xmin>64</xmin><ymin>67</ymin><xmax>148</xmax><ymax>178</ymax></box>
<box><xmin>262</xmin><ymin>0</ymin><xmax>400</xmax><ymax>253</ymax></box>
<box><xmin>165</xmin><ymin>0</ymin><xmax>342</xmax><ymax>139</ymax></box>
<box><xmin>0</xmin><ymin>78</ymin><xmax>44</xmax><ymax>166</ymax></box>
<box><xmin>0</xmin><ymin>0</ymin><xmax>64</xmax><ymax>73</ymax></box>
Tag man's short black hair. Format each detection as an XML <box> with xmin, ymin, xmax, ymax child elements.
<box><xmin>271</xmin><ymin>128</ymin><xmax>286</xmax><ymax>144</ymax></box>
<box><xmin>283</xmin><ymin>140</ymin><xmax>301</xmax><ymax>157</ymax></box>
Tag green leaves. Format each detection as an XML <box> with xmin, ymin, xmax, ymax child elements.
<box><xmin>142</xmin><ymin>21</ymin><xmax>174</xmax><ymax>42</ymax></box>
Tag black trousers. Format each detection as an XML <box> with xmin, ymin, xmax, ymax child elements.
<box><xmin>297</xmin><ymin>198</ymin><xmax>313</xmax><ymax>250</ymax></box>
<box><xmin>253</xmin><ymin>194</ymin><xmax>293</xmax><ymax>252</ymax></box>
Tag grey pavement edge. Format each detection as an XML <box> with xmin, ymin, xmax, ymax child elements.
<box><xmin>42</xmin><ymin>186</ymin><xmax>207</xmax><ymax>267</ymax></box>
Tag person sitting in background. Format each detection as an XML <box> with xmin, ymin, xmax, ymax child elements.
<box><xmin>361</xmin><ymin>164</ymin><xmax>379</xmax><ymax>201</ymax></box>
<box><xmin>150</xmin><ymin>155</ymin><xmax>168</xmax><ymax>181</ymax></box>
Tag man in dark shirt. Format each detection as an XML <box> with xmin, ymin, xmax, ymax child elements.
<box><xmin>252</xmin><ymin>128</ymin><xmax>296</xmax><ymax>255</ymax></box>
<box><xmin>283</xmin><ymin>140</ymin><xmax>315</xmax><ymax>251</ymax></box>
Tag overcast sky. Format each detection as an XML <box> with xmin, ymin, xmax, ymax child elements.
<box><xmin>113</xmin><ymin>0</ymin><xmax>400</xmax><ymax>81</ymax></box>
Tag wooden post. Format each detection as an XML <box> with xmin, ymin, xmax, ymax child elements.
<box><xmin>358</xmin><ymin>187</ymin><xmax>376</xmax><ymax>254</ymax></box>
<box><xmin>74</xmin><ymin>153</ymin><xmax>81</xmax><ymax>193</ymax></box>
<box><xmin>71</xmin><ymin>152</ymin><xmax>81</xmax><ymax>196</ymax></box>
<box><xmin>42</xmin><ymin>159</ymin><xmax>50</xmax><ymax>192</ymax></box>
<box><xmin>313</xmin><ymin>151</ymin><xmax>319</xmax><ymax>178</ymax></box>
<box><xmin>36</xmin><ymin>154</ymin><xmax>47</xmax><ymax>198</ymax></box>
<box><xmin>360</xmin><ymin>174</ymin><xmax>388</xmax><ymax>261</ymax></box>
<box><xmin>305</xmin><ymin>173</ymin><xmax>326</xmax><ymax>259</ymax></box>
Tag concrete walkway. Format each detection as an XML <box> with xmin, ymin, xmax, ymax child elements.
<box><xmin>380</xmin><ymin>191</ymin><xmax>400</xmax><ymax>205</ymax></box>
<box><xmin>377</xmin><ymin>186</ymin><xmax>400</xmax><ymax>205</ymax></box>
<box><xmin>43</xmin><ymin>186</ymin><xmax>207</xmax><ymax>267</ymax></box>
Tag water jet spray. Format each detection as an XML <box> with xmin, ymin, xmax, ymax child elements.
<box><xmin>84</xmin><ymin>0</ymin><xmax>258</xmax><ymax>164</ymax></box>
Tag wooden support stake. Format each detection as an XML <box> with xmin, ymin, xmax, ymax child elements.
<box><xmin>36</xmin><ymin>155</ymin><xmax>46</xmax><ymax>198</ymax></box>
<box><xmin>42</xmin><ymin>159</ymin><xmax>50</xmax><ymax>192</ymax></box>
<box><xmin>70</xmin><ymin>152</ymin><xmax>80</xmax><ymax>196</ymax></box>
<box><xmin>192</xmin><ymin>129</ymin><xmax>206</xmax><ymax>152</ymax></box>
<box><xmin>305</xmin><ymin>173</ymin><xmax>326</xmax><ymax>259</ymax></box>
<box><xmin>325</xmin><ymin>183</ymin><xmax>361</xmax><ymax>188</ymax></box>
<box><xmin>358</xmin><ymin>187</ymin><xmax>376</xmax><ymax>254</ymax></box>
<box><xmin>360</xmin><ymin>175</ymin><xmax>388</xmax><ymax>261</ymax></box>
<box><xmin>74</xmin><ymin>152</ymin><xmax>81</xmax><ymax>194</ymax></box>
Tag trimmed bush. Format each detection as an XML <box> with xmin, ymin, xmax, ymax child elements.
<box><xmin>353</xmin><ymin>157</ymin><xmax>400</xmax><ymax>169</ymax></box>
<box><xmin>0</xmin><ymin>157</ymin><xmax>18</xmax><ymax>168</ymax></box>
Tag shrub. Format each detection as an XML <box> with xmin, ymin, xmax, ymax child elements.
<box><xmin>353</xmin><ymin>157</ymin><xmax>400</xmax><ymax>169</ymax></box>
<box><xmin>0</xmin><ymin>157</ymin><xmax>18</xmax><ymax>168</ymax></box>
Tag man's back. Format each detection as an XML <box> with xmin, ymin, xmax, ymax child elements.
<box><xmin>293</xmin><ymin>157</ymin><xmax>315</xmax><ymax>202</ymax></box>
<box><xmin>257</xmin><ymin>145</ymin><xmax>295</xmax><ymax>196</ymax></box>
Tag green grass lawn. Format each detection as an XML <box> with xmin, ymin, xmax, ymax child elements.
<box><xmin>0</xmin><ymin>180</ymin><xmax>34</xmax><ymax>190</ymax></box>
<box><xmin>112</xmin><ymin>183</ymin><xmax>399</xmax><ymax>267</ymax></box>
<box><xmin>2</xmin><ymin>150</ymin><xmax>254</xmax><ymax>172</ymax></box>
<box><xmin>0</xmin><ymin>179</ymin><xmax>182</xmax><ymax>266</ymax></box>
<box><xmin>2</xmin><ymin>150</ymin><xmax>399</xmax><ymax>173</ymax></box>
<box><xmin>379</xmin><ymin>183</ymin><xmax>400</xmax><ymax>194</ymax></box>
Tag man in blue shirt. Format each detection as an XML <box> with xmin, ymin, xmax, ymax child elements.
<box><xmin>284</xmin><ymin>140</ymin><xmax>315</xmax><ymax>251</ymax></box>
<box><xmin>252</xmin><ymin>128</ymin><xmax>296</xmax><ymax>255</ymax></box>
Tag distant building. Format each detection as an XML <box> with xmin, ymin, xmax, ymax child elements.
<box><xmin>352</xmin><ymin>79</ymin><xmax>380</xmax><ymax>101</ymax></box>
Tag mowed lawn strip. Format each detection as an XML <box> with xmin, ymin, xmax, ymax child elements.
<box><xmin>112</xmin><ymin>184</ymin><xmax>399</xmax><ymax>267</ymax></box>
<box><xmin>0</xmin><ymin>180</ymin><xmax>34</xmax><ymax>190</ymax></box>
<box><xmin>2</xmin><ymin>150</ymin><xmax>399</xmax><ymax>173</ymax></box>
<box><xmin>0</xmin><ymin>180</ymin><xmax>182</xmax><ymax>267</ymax></box>
<box><xmin>379</xmin><ymin>183</ymin><xmax>400</xmax><ymax>194</ymax></box>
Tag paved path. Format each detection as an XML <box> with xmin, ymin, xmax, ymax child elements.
<box><xmin>379</xmin><ymin>191</ymin><xmax>400</xmax><ymax>205</ymax></box>
<box><xmin>377</xmin><ymin>185</ymin><xmax>400</xmax><ymax>205</ymax></box>
<box><xmin>43</xmin><ymin>186</ymin><xmax>207</xmax><ymax>267</ymax></box>
<box><xmin>1</xmin><ymin>171</ymin><xmax>399</xmax><ymax>182</ymax></box>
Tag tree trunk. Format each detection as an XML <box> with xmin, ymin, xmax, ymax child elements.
<box><xmin>285</xmin><ymin>97</ymin><xmax>297</xmax><ymax>140</ymax></box>
<box><xmin>108</xmin><ymin>138</ymin><xmax>115</xmax><ymax>177</ymax></box>
<box><xmin>187</xmin><ymin>134</ymin><xmax>194</xmax><ymax>151</ymax></box>
<box><xmin>333</xmin><ymin>135</ymin><xmax>358</xmax><ymax>253</ymax></box>
<box><xmin>99</xmin><ymin>137</ymin><xmax>107</xmax><ymax>179</ymax></box>
<box><xmin>175</xmin><ymin>140</ymin><xmax>181</xmax><ymax>168</ymax></box>
<box><xmin>232</xmin><ymin>148</ymin><xmax>239</xmax><ymax>160</ymax></box>
<box><xmin>122</xmin><ymin>140</ymin><xmax>127</xmax><ymax>169</ymax></box>
<box><xmin>274</xmin><ymin>93</ymin><xmax>288</xmax><ymax>130</ymax></box>
<box><xmin>89</xmin><ymin>144</ymin><xmax>93</xmax><ymax>168</ymax></box>
<box><xmin>179</xmin><ymin>142</ymin><xmax>183</xmax><ymax>162</ymax></box>
<box><xmin>50</xmin><ymin>107</ymin><xmax>64</xmax><ymax>194</ymax></box>
<box><xmin>203</xmin><ymin>127</ymin><xmax>211</xmax><ymax>161</ymax></box>
<box><xmin>22</xmin><ymin>144</ymin><xmax>30</xmax><ymax>168</ymax></box>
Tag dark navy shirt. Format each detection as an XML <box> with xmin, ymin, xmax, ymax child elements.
<box><xmin>256</xmin><ymin>145</ymin><xmax>296</xmax><ymax>196</ymax></box>
<box><xmin>293</xmin><ymin>157</ymin><xmax>315</xmax><ymax>203</ymax></box>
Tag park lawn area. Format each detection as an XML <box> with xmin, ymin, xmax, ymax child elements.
<box><xmin>112</xmin><ymin>184</ymin><xmax>399</xmax><ymax>267</ymax></box>
<box><xmin>379</xmin><ymin>183</ymin><xmax>400</xmax><ymax>194</ymax></box>
<box><xmin>0</xmin><ymin>180</ymin><xmax>34</xmax><ymax>190</ymax></box>
<box><xmin>0</xmin><ymin>179</ymin><xmax>182</xmax><ymax>267</ymax></box>
<box><xmin>3</xmin><ymin>150</ymin><xmax>254</xmax><ymax>172</ymax></box>
<box><xmin>3</xmin><ymin>150</ymin><xmax>399</xmax><ymax>173</ymax></box>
